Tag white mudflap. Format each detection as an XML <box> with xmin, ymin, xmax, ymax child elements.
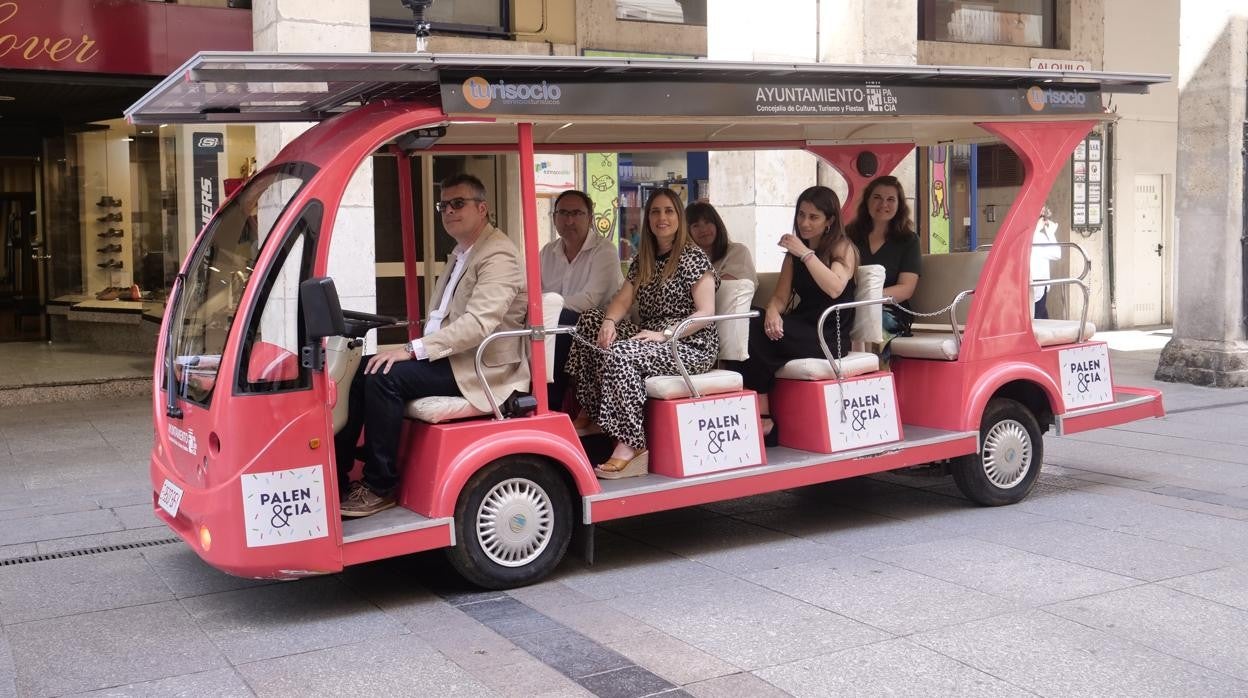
<box><xmin>1059</xmin><ymin>344</ymin><xmax>1113</xmax><ymax>409</ymax></box>
<box><xmin>676</xmin><ymin>394</ymin><xmax>763</xmax><ymax>476</ymax></box>
<box><xmin>825</xmin><ymin>375</ymin><xmax>901</xmax><ymax>451</ymax></box>
<box><xmin>241</xmin><ymin>465</ymin><xmax>330</xmax><ymax>548</ymax></box>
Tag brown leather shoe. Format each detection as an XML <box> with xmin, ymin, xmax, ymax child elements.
<box><xmin>340</xmin><ymin>482</ymin><xmax>396</xmax><ymax>518</ymax></box>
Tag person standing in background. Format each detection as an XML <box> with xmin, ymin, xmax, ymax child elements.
<box><xmin>1031</xmin><ymin>205</ymin><xmax>1062</xmax><ymax>319</ymax></box>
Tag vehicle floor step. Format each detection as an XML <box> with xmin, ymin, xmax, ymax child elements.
<box><xmin>341</xmin><ymin>506</ymin><xmax>451</xmax><ymax>544</ymax></box>
<box><xmin>590</xmin><ymin>425</ymin><xmax>975</xmax><ymax>500</ymax></box>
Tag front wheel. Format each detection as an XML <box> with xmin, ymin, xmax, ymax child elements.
<box><xmin>446</xmin><ymin>456</ymin><xmax>573</xmax><ymax>589</ymax></box>
<box><xmin>951</xmin><ymin>398</ymin><xmax>1043</xmax><ymax>506</ymax></box>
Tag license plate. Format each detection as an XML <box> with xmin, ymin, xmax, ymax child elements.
<box><xmin>158</xmin><ymin>479</ymin><xmax>184</xmax><ymax>518</ymax></box>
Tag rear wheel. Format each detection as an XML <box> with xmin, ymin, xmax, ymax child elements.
<box><xmin>952</xmin><ymin>398</ymin><xmax>1043</xmax><ymax>506</ymax></box>
<box><xmin>446</xmin><ymin>456</ymin><xmax>573</xmax><ymax>589</ymax></box>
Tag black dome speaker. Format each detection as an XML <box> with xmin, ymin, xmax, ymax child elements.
<box><xmin>855</xmin><ymin>151</ymin><xmax>879</xmax><ymax>178</ymax></box>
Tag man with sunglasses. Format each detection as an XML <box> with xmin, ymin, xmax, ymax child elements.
<box><xmin>539</xmin><ymin>189</ymin><xmax>624</xmax><ymax>411</ymax></box>
<box><xmin>338</xmin><ymin>173</ymin><xmax>529</xmax><ymax>517</ymax></box>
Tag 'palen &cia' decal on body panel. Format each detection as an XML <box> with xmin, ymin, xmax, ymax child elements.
<box><xmin>676</xmin><ymin>395</ymin><xmax>763</xmax><ymax>476</ymax></box>
<box><xmin>241</xmin><ymin>465</ymin><xmax>330</xmax><ymax>548</ymax></box>
<box><xmin>827</xmin><ymin>375</ymin><xmax>901</xmax><ymax>451</ymax></box>
<box><xmin>1059</xmin><ymin>344</ymin><xmax>1114</xmax><ymax>409</ymax></box>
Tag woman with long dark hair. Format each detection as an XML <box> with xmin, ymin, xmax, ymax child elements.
<box><xmin>845</xmin><ymin>175</ymin><xmax>921</xmax><ymax>335</ymax></box>
<box><xmin>740</xmin><ymin>185</ymin><xmax>859</xmax><ymax>444</ymax></box>
<box><xmin>686</xmin><ymin>201</ymin><xmax>756</xmax><ymax>282</ymax></box>
<box><xmin>566</xmin><ymin>188</ymin><xmax>719</xmax><ymax>478</ymax></box>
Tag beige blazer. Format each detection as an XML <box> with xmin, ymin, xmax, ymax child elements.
<box><xmin>422</xmin><ymin>224</ymin><xmax>530</xmax><ymax>411</ymax></box>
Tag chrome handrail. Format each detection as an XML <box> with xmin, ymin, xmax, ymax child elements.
<box><xmin>667</xmin><ymin>310</ymin><xmax>759</xmax><ymax>398</ymax></box>
<box><xmin>816</xmin><ymin>296</ymin><xmax>893</xmax><ymax>424</ymax></box>
<box><xmin>1031</xmin><ymin>277</ymin><xmax>1091</xmax><ymax>342</ymax></box>
<box><xmin>977</xmin><ymin>241</ymin><xmax>1091</xmax><ymax>281</ymax></box>
<box><xmin>949</xmin><ymin>289</ymin><xmax>976</xmax><ymax>351</ymax></box>
<box><xmin>475</xmin><ymin>324</ymin><xmax>577</xmax><ymax>420</ymax></box>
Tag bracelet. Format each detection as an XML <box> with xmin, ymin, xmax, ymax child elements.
<box><xmin>602</xmin><ymin>317</ymin><xmax>617</xmax><ymax>324</ymax></box>
<box><xmin>799</xmin><ymin>251</ymin><xmax>815</xmax><ymax>263</ymax></box>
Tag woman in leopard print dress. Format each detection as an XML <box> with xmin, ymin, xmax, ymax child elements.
<box><xmin>567</xmin><ymin>188</ymin><xmax>719</xmax><ymax>479</ymax></box>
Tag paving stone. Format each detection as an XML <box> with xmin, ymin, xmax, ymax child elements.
<box><xmin>7</xmin><ymin>600</ymin><xmax>227</xmax><ymax>696</ymax></box>
<box><xmin>457</xmin><ymin>595</ymin><xmax>564</xmax><ymax>638</ymax></box>
<box><xmin>1159</xmin><ymin>563</ymin><xmax>1248</xmax><ymax>611</ymax></box>
<box><xmin>178</xmin><ymin>576</ymin><xmax>407</xmax><ymax>664</ymax></box>
<box><xmin>913</xmin><ymin>609</ymin><xmax>1248</xmax><ymax>696</ymax></box>
<box><xmin>575</xmin><ymin>665</ymin><xmax>676</xmax><ymax>698</ymax></box>
<box><xmin>756</xmin><ymin>638</ymin><xmax>1032</xmax><ymax>697</ymax></box>
<box><xmin>457</xmin><ymin>653</ymin><xmax>593</xmax><ymax>698</ymax></box>
<box><xmin>553</xmin><ymin>536</ymin><xmax>731</xmax><ymax>601</ymax></box>
<box><xmin>1047</xmin><ymin>584</ymin><xmax>1248</xmax><ymax>680</ymax></box>
<box><xmin>0</xmin><ymin>627</ymin><xmax>15</xmax><ymax>698</ymax></box>
<box><xmin>111</xmin><ymin>503</ymin><xmax>163</xmax><ymax>531</ymax></box>
<box><xmin>140</xmin><ymin>544</ymin><xmax>275</xmax><ymax>599</ymax></box>
<box><xmin>746</xmin><ymin>554</ymin><xmax>1019</xmax><ymax>635</ymax></box>
<box><xmin>4</xmin><ymin>427</ymin><xmax>113</xmax><ymax>456</ymax></box>
<box><xmin>0</xmin><ymin>508</ymin><xmax>124</xmax><ymax>546</ymax></box>
<box><xmin>699</xmin><ymin>488</ymin><xmax>809</xmax><ymax>515</ymax></box>
<box><xmin>606</xmin><ymin>577</ymin><xmax>889</xmax><ymax>670</ymax></box>
<box><xmin>0</xmin><ymin>497</ymin><xmax>101</xmax><ymax>522</ymax></box>
<box><xmin>509</xmin><ymin>626</ymin><xmax>632</xmax><ymax>679</ymax></box>
<box><xmin>509</xmin><ymin>589</ymin><xmax>656</xmax><ymax>647</ymax></box>
<box><xmin>738</xmin><ymin>504</ymin><xmax>956</xmax><ymax>555</ymax></box>
<box><xmin>619</xmin><ymin>515</ymin><xmax>842</xmax><ymax>575</ymax></box>
<box><xmin>604</xmin><ymin>630</ymin><xmax>738</xmax><ymax>686</ymax></box>
<box><xmin>0</xmin><ymin>542</ymin><xmax>37</xmax><ymax>562</ymax></box>
<box><xmin>236</xmin><ymin>634</ymin><xmax>491</xmax><ymax>697</ymax></box>
<box><xmin>682</xmin><ymin>672</ymin><xmax>791</xmax><ymax>698</ymax></box>
<box><xmin>866</xmin><ymin>537</ymin><xmax>1139</xmax><ymax>605</ymax></box>
<box><xmin>408</xmin><ymin>605</ymin><xmax>532</xmax><ymax>671</ymax></box>
<box><xmin>837</xmin><ymin>486</ymin><xmax>1057</xmax><ymax>537</ymax></box>
<box><xmin>74</xmin><ymin>667</ymin><xmax>254</xmax><ymax>697</ymax></box>
<box><xmin>969</xmin><ymin>518</ymin><xmax>1230</xmax><ymax>581</ymax></box>
<box><xmin>0</xmin><ymin>550</ymin><xmax>173</xmax><ymax>625</ymax></box>
<box><xmin>598</xmin><ymin>506</ymin><xmax>723</xmax><ymax>534</ymax></box>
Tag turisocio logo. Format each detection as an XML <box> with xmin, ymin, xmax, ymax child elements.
<box><xmin>461</xmin><ymin>75</ymin><xmax>562</xmax><ymax>110</ymax></box>
<box><xmin>1027</xmin><ymin>86</ymin><xmax>1088</xmax><ymax>111</ymax></box>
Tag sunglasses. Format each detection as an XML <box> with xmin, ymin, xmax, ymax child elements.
<box><xmin>435</xmin><ymin>197</ymin><xmax>484</xmax><ymax>213</ymax></box>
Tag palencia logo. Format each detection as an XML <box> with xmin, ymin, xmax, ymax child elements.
<box><xmin>168</xmin><ymin>423</ymin><xmax>198</xmax><ymax>455</ymax></box>
<box><xmin>462</xmin><ymin>75</ymin><xmax>562</xmax><ymax>110</ymax></box>
<box><xmin>1026</xmin><ymin>85</ymin><xmax>1089</xmax><ymax>111</ymax></box>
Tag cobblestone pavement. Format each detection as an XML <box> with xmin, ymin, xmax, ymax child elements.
<box><xmin>1</xmin><ymin>334</ymin><xmax>1247</xmax><ymax>697</ymax></box>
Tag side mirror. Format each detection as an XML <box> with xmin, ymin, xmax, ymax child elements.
<box><xmin>300</xmin><ymin>277</ymin><xmax>346</xmax><ymax>341</ymax></box>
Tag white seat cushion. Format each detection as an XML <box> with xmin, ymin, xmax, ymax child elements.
<box><xmin>645</xmin><ymin>369</ymin><xmax>743</xmax><ymax>399</ymax></box>
<box><xmin>851</xmin><ymin>264</ymin><xmax>885</xmax><ymax>345</ymax></box>
<box><xmin>890</xmin><ymin>333</ymin><xmax>961</xmax><ymax>360</ymax></box>
<box><xmin>405</xmin><ymin>395</ymin><xmax>488</xmax><ymax>423</ymax></box>
<box><xmin>774</xmin><ymin>352</ymin><xmax>880</xmax><ymax>380</ymax></box>
<box><xmin>716</xmin><ymin>279</ymin><xmax>755</xmax><ymax>361</ymax></box>
<box><xmin>541</xmin><ymin>292</ymin><xmax>564</xmax><ymax>382</ymax></box>
<box><xmin>1033</xmin><ymin>319</ymin><xmax>1097</xmax><ymax>347</ymax></box>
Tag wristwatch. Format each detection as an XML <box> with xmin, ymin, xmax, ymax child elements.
<box><xmin>662</xmin><ymin>327</ymin><xmax>675</xmax><ymax>340</ymax></box>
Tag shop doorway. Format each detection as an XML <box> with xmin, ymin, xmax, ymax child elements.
<box><xmin>0</xmin><ymin>188</ymin><xmax>44</xmax><ymax>341</ymax></box>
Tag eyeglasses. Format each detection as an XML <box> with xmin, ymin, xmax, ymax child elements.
<box><xmin>435</xmin><ymin>197</ymin><xmax>484</xmax><ymax>213</ymax></box>
<box><xmin>553</xmin><ymin>209</ymin><xmax>588</xmax><ymax>218</ymax></box>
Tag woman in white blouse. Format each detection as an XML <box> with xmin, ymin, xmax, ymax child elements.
<box><xmin>687</xmin><ymin>201</ymin><xmax>757</xmax><ymax>283</ymax></box>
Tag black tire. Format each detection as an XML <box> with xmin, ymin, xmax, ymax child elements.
<box><xmin>951</xmin><ymin>397</ymin><xmax>1043</xmax><ymax>506</ymax></box>
<box><xmin>445</xmin><ymin>456</ymin><xmax>574</xmax><ymax>590</ymax></box>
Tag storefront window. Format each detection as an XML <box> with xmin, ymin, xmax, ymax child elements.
<box><xmin>920</xmin><ymin>0</ymin><xmax>1055</xmax><ymax>48</ymax></box>
<box><xmin>616</xmin><ymin>0</ymin><xmax>706</xmax><ymax>26</ymax></box>
<box><xmin>371</xmin><ymin>0</ymin><xmax>506</xmax><ymax>36</ymax></box>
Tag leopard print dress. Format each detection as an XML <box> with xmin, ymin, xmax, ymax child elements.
<box><xmin>567</xmin><ymin>245</ymin><xmax>719</xmax><ymax>450</ymax></box>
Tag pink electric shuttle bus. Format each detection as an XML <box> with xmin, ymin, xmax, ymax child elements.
<box><xmin>128</xmin><ymin>53</ymin><xmax>1168</xmax><ymax>588</ymax></box>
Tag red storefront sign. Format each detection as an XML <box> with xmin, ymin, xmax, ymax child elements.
<box><xmin>0</xmin><ymin>0</ymin><xmax>251</xmax><ymax>75</ymax></box>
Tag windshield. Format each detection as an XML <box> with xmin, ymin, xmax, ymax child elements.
<box><xmin>166</xmin><ymin>163</ymin><xmax>317</xmax><ymax>406</ymax></box>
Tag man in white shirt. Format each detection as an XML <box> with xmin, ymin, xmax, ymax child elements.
<box><xmin>539</xmin><ymin>189</ymin><xmax>623</xmax><ymax>410</ymax></box>
<box><xmin>337</xmin><ymin>174</ymin><xmax>528</xmax><ymax>517</ymax></box>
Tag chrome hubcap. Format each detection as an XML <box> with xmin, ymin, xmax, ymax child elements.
<box><xmin>982</xmin><ymin>419</ymin><xmax>1032</xmax><ymax>488</ymax></box>
<box><xmin>476</xmin><ymin>477</ymin><xmax>554</xmax><ymax>567</ymax></box>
